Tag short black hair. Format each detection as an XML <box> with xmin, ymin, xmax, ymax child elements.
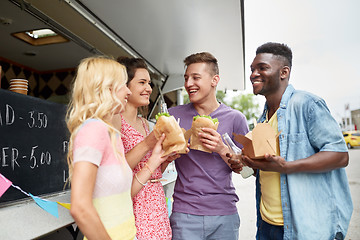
<box><xmin>256</xmin><ymin>42</ymin><xmax>292</xmax><ymax>69</ymax></box>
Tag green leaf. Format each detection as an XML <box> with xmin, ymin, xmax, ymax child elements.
<box><xmin>155</xmin><ymin>112</ymin><xmax>170</xmax><ymax>120</ymax></box>
<box><xmin>193</xmin><ymin>115</ymin><xmax>218</xmax><ymax>124</ymax></box>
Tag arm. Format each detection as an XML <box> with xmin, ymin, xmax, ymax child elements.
<box><xmin>125</xmin><ymin>131</ymin><xmax>157</xmax><ymax>169</ymax></box>
<box><xmin>161</xmin><ymin>161</ymin><xmax>171</xmax><ymax>173</ymax></box>
<box><xmin>161</xmin><ymin>153</ymin><xmax>180</xmax><ymax>173</ymax></box>
<box><xmin>242</xmin><ymin>151</ymin><xmax>349</xmax><ymax>174</ymax></box>
<box><xmin>131</xmin><ymin>134</ymin><xmax>167</xmax><ymax>197</ymax></box>
<box><xmin>112</xmin><ymin>114</ymin><xmax>156</xmax><ymax>170</ymax></box>
<box><xmin>160</xmin><ymin>140</ymin><xmax>190</xmax><ymax>172</ymax></box>
<box><xmin>244</xmin><ymin>97</ymin><xmax>349</xmax><ymax>174</ymax></box>
<box><xmin>198</xmin><ymin>127</ymin><xmax>232</xmax><ymax>167</ymax></box>
<box><xmin>70</xmin><ymin>162</ymin><xmax>111</xmax><ymax>240</ymax></box>
<box><xmin>228</xmin><ymin>111</ymin><xmax>250</xmax><ymax>173</ymax></box>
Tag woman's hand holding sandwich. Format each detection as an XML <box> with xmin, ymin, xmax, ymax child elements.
<box><xmin>153</xmin><ymin>113</ymin><xmax>187</xmax><ymax>157</ymax></box>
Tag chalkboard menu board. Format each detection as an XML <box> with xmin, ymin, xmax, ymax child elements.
<box><xmin>0</xmin><ymin>89</ymin><xmax>69</xmax><ymax>204</ymax></box>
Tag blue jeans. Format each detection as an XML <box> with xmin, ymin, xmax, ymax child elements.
<box><xmin>170</xmin><ymin>212</ymin><xmax>240</xmax><ymax>240</ymax></box>
<box><xmin>257</xmin><ymin>218</ymin><xmax>284</xmax><ymax>240</ymax></box>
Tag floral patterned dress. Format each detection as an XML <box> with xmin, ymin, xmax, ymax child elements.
<box><xmin>120</xmin><ymin>115</ymin><xmax>172</xmax><ymax>240</ymax></box>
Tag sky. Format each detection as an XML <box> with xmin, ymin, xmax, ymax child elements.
<box><xmin>239</xmin><ymin>0</ymin><xmax>360</xmax><ymax>123</ymax></box>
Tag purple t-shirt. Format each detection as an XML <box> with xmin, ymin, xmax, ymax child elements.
<box><xmin>169</xmin><ymin>103</ymin><xmax>249</xmax><ymax>215</ymax></box>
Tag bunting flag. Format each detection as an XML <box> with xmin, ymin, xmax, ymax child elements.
<box><xmin>0</xmin><ymin>173</ymin><xmax>60</xmax><ymax>218</ymax></box>
<box><xmin>166</xmin><ymin>197</ymin><xmax>173</xmax><ymax>217</ymax></box>
<box><xmin>30</xmin><ymin>193</ymin><xmax>59</xmax><ymax>218</ymax></box>
<box><xmin>0</xmin><ymin>173</ymin><xmax>12</xmax><ymax>198</ymax></box>
<box><xmin>57</xmin><ymin>202</ymin><xmax>71</xmax><ymax>210</ymax></box>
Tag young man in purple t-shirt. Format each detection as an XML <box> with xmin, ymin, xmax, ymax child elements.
<box><xmin>168</xmin><ymin>52</ymin><xmax>249</xmax><ymax>240</ymax></box>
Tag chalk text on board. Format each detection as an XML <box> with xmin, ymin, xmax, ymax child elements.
<box><xmin>29</xmin><ymin>145</ymin><xmax>51</xmax><ymax>169</ymax></box>
<box><xmin>63</xmin><ymin>170</ymin><xmax>69</xmax><ymax>183</ymax></box>
<box><xmin>63</xmin><ymin>140</ymin><xmax>68</xmax><ymax>154</ymax></box>
<box><xmin>0</xmin><ymin>104</ymin><xmax>15</xmax><ymax>126</ymax></box>
<box><xmin>0</xmin><ymin>103</ymin><xmax>48</xmax><ymax>128</ymax></box>
<box><xmin>27</xmin><ymin>110</ymin><xmax>48</xmax><ymax>128</ymax></box>
<box><xmin>1</xmin><ymin>147</ymin><xmax>20</xmax><ymax>170</ymax></box>
<box><xmin>1</xmin><ymin>145</ymin><xmax>52</xmax><ymax>170</ymax></box>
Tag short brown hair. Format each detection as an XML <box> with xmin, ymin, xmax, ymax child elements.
<box><xmin>184</xmin><ymin>52</ymin><xmax>219</xmax><ymax>75</ymax></box>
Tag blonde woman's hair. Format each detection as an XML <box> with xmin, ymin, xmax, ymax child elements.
<box><xmin>66</xmin><ymin>56</ymin><xmax>128</xmax><ymax>182</ymax></box>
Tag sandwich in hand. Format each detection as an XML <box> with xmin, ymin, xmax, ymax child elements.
<box><xmin>153</xmin><ymin>113</ymin><xmax>187</xmax><ymax>156</ymax></box>
<box><xmin>190</xmin><ymin>115</ymin><xmax>219</xmax><ymax>153</ymax></box>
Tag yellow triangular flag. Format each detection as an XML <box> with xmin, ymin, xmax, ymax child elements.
<box><xmin>57</xmin><ymin>202</ymin><xmax>71</xmax><ymax>210</ymax></box>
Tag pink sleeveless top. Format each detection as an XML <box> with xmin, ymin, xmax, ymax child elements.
<box><xmin>120</xmin><ymin>115</ymin><xmax>172</xmax><ymax>240</ymax></box>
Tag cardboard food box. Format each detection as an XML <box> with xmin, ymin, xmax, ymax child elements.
<box><xmin>233</xmin><ymin>122</ymin><xmax>280</xmax><ymax>159</ymax></box>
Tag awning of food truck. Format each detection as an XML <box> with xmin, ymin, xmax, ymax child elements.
<box><xmin>72</xmin><ymin>0</ymin><xmax>246</xmax><ymax>93</ymax></box>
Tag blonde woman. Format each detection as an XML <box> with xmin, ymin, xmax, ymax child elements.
<box><xmin>115</xmin><ymin>57</ymin><xmax>176</xmax><ymax>240</ymax></box>
<box><xmin>66</xmin><ymin>56</ymin><xmax>167</xmax><ymax>240</ymax></box>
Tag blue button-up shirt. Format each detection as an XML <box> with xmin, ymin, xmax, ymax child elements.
<box><xmin>255</xmin><ymin>85</ymin><xmax>353</xmax><ymax>240</ymax></box>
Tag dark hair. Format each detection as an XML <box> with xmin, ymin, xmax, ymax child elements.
<box><xmin>116</xmin><ymin>56</ymin><xmax>150</xmax><ymax>118</ymax></box>
<box><xmin>256</xmin><ymin>42</ymin><xmax>292</xmax><ymax>69</ymax></box>
<box><xmin>184</xmin><ymin>52</ymin><xmax>219</xmax><ymax>75</ymax></box>
<box><xmin>117</xmin><ymin>56</ymin><xmax>148</xmax><ymax>84</ymax></box>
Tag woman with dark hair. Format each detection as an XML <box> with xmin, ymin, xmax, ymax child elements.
<box><xmin>114</xmin><ymin>56</ymin><xmax>175</xmax><ymax>240</ymax></box>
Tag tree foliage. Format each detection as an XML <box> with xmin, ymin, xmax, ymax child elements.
<box><xmin>216</xmin><ymin>90</ymin><xmax>226</xmax><ymax>104</ymax></box>
<box><xmin>182</xmin><ymin>91</ymin><xmax>189</xmax><ymax>104</ymax></box>
<box><xmin>227</xmin><ymin>93</ymin><xmax>260</xmax><ymax>121</ymax></box>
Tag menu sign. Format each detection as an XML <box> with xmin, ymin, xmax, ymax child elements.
<box><xmin>0</xmin><ymin>89</ymin><xmax>69</xmax><ymax>204</ymax></box>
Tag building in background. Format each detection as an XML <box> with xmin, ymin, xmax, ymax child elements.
<box><xmin>351</xmin><ymin>109</ymin><xmax>360</xmax><ymax>131</ymax></box>
<box><xmin>341</xmin><ymin>108</ymin><xmax>360</xmax><ymax>131</ymax></box>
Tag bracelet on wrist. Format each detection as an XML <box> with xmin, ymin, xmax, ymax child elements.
<box><xmin>144</xmin><ymin>163</ymin><xmax>154</xmax><ymax>175</ymax></box>
<box><xmin>134</xmin><ymin>173</ymin><xmax>147</xmax><ymax>186</ymax></box>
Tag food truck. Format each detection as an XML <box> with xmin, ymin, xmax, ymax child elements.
<box><xmin>0</xmin><ymin>0</ymin><xmax>245</xmax><ymax>239</ymax></box>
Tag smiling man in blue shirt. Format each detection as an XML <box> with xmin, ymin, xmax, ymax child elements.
<box><xmin>230</xmin><ymin>42</ymin><xmax>353</xmax><ymax>240</ymax></box>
